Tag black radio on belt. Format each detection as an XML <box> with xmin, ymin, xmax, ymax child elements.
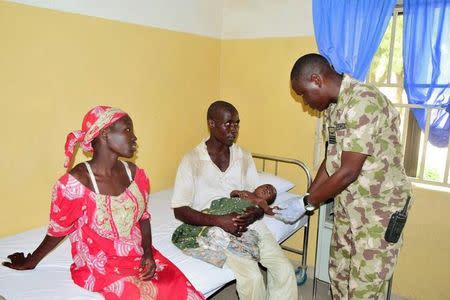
<box><xmin>384</xmin><ymin>196</ymin><xmax>411</xmax><ymax>243</ymax></box>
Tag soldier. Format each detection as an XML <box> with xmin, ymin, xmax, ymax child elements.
<box><xmin>276</xmin><ymin>53</ymin><xmax>411</xmax><ymax>299</ymax></box>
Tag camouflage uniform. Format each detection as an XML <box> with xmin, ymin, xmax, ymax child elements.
<box><xmin>324</xmin><ymin>75</ymin><xmax>411</xmax><ymax>299</ymax></box>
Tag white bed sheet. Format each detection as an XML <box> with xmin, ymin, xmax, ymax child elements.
<box><xmin>0</xmin><ymin>189</ymin><xmax>307</xmax><ymax>299</ymax></box>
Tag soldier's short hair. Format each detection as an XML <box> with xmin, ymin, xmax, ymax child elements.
<box><xmin>290</xmin><ymin>53</ymin><xmax>334</xmax><ymax>82</ymax></box>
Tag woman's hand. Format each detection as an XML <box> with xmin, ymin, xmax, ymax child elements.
<box><xmin>139</xmin><ymin>254</ymin><xmax>156</xmax><ymax>281</ymax></box>
<box><xmin>2</xmin><ymin>252</ymin><xmax>37</xmax><ymax>270</ymax></box>
<box><xmin>2</xmin><ymin>235</ymin><xmax>65</xmax><ymax>271</ymax></box>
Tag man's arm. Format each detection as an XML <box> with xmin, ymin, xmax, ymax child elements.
<box><xmin>171</xmin><ymin>149</ymin><xmax>263</xmax><ymax>235</ymax></box>
<box><xmin>275</xmin><ymin>151</ymin><xmax>366</xmax><ymax>223</ymax></box>
<box><xmin>308</xmin><ymin>158</ymin><xmax>329</xmax><ymax>194</ymax></box>
<box><xmin>171</xmin><ymin>156</ymin><xmax>248</xmax><ymax>236</ymax></box>
<box><xmin>308</xmin><ymin>151</ymin><xmax>367</xmax><ymax>207</ymax></box>
<box><xmin>307</xmin><ymin>93</ymin><xmax>382</xmax><ymax>206</ymax></box>
<box><xmin>174</xmin><ymin>206</ymin><xmax>248</xmax><ymax>236</ymax></box>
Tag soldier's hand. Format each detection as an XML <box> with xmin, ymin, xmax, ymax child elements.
<box><xmin>273</xmin><ymin>196</ymin><xmax>306</xmax><ymax>224</ymax></box>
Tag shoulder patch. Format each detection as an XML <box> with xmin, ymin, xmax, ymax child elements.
<box><xmin>336</xmin><ymin>123</ymin><xmax>346</xmax><ymax>130</ymax></box>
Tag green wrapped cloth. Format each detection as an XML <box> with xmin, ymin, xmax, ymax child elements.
<box><xmin>172</xmin><ymin>197</ymin><xmax>254</xmax><ymax>250</ymax></box>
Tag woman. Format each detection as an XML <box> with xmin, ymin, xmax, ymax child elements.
<box><xmin>2</xmin><ymin>106</ymin><xmax>204</xmax><ymax>300</ymax></box>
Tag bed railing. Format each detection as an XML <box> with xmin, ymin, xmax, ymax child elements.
<box><xmin>252</xmin><ymin>153</ymin><xmax>313</xmax><ymax>188</ymax></box>
<box><xmin>252</xmin><ymin>153</ymin><xmax>313</xmax><ymax>285</ymax></box>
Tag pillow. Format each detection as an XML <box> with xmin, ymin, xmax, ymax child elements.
<box><xmin>258</xmin><ymin>171</ymin><xmax>295</xmax><ymax>193</ymax></box>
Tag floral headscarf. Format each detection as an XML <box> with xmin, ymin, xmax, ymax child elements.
<box><xmin>64</xmin><ymin>106</ymin><xmax>127</xmax><ymax>168</ymax></box>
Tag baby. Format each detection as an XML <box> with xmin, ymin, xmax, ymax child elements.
<box><xmin>230</xmin><ymin>183</ymin><xmax>277</xmax><ymax>215</ymax></box>
<box><xmin>172</xmin><ymin>184</ymin><xmax>277</xmax><ymax>267</ymax></box>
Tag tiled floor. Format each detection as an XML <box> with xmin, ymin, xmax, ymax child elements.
<box><xmin>209</xmin><ymin>275</ymin><xmax>331</xmax><ymax>300</ymax></box>
<box><xmin>209</xmin><ymin>264</ymin><xmax>406</xmax><ymax>300</ymax></box>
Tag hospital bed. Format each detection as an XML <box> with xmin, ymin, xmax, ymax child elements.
<box><xmin>0</xmin><ymin>153</ymin><xmax>312</xmax><ymax>299</ymax></box>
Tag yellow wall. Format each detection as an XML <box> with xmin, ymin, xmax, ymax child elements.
<box><xmin>219</xmin><ymin>37</ymin><xmax>450</xmax><ymax>299</ymax></box>
<box><xmin>395</xmin><ymin>184</ymin><xmax>450</xmax><ymax>299</ymax></box>
<box><xmin>0</xmin><ymin>2</ymin><xmax>220</xmax><ymax>236</ymax></box>
<box><xmin>219</xmin><ymin>36</ymin><xmax>320</xmax><ymax>267</ymax></box>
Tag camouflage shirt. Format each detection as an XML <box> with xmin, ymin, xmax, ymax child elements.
<box><xmin>323</xmin><ymin>75</ymin><xmax>410</xmax><ymax>202</ymax></box>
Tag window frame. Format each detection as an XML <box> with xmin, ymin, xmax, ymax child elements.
<box><xmin>367</xmin><ymin>6</ymin><xmax>450</xmax><ymax>187</ymax></box>
<box><xmin>314</xmin><ymin>6</ymin><xmax>450</xmax><ymax>188</ymax></box>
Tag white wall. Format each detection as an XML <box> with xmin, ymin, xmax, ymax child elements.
<box><xmin>222</xmin><ymin>0</ymin><xmax>314</xmax><ymax>39</ymax></box>
<box><xmin>6</xmin><ymin>0</ymin><xmax>314</xmax><ymax>39</ymax></box>
<box><xmin>6</xmin><ymin>0</ymin><xmax>224</xmax><ymax>38</ymax></box>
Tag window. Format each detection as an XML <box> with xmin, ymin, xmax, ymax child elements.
<box><xmin>366</xmin><ymin>7</ymin><xmax>450</xmax><ymax>187</ymax></box>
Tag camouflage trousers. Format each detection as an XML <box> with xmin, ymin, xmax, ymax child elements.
<box><xmin>329</xmin><ymin>194</ymin><xmax>405</xmax><ymax>300</ymax></box>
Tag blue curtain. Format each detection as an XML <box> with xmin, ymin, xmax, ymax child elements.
<box><xmin>313</xmin><ymin>0</ymin><xmax>396</xmax><ymax>81</ymax></box>
<box><xmin>403</xmin><ymin>0</ymin><xmax>450</xmax><ymax>147</ymax></box>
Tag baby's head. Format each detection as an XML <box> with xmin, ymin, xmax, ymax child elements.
<box><xmin>254</xmin><ymin>184</ymin><xmax>277</xmax><ymax>202</ymax></box>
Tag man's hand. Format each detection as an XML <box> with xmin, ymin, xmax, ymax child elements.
<box><xmin>139</xmin><ymin>253</ymin><xmax>156</xmax><ymax>281</ymax></box>
<box><xmin>216</xmin><ymin>213</ymin><xmax>248</xmax><ymax>237</ymax></box>
<box><xmin>2</xmin><ymin>252</ymin><xmax>37</xmax><ymax>270</ymax></box>
<box><xmin>273</xmin><ymin>196</ymin><xmax>307</xmax><ymax>224</ymax></box>
<box><xmin>233</xmin><ymin>206</ymin><xmax>264</xmax><ymax>227</ymax></box>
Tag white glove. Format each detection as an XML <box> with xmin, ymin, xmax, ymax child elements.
<box><xmin>272</xmin><ymin>196</ymin><xmax>306</xmax><ymax>224</ymax></box>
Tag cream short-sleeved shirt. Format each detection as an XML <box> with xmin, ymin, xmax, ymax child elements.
<box><xmin>171</xmin><ymin>140</ymin><xmax>268</xmax><ymax>232</ymax></box>
<box><xmin>172</xmin><ymin>140</ymin><xmax>259</xmax><ymax>210</ymax></box>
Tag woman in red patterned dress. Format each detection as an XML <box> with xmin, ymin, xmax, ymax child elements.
<box><xmin>3</xmin><ymin>106</ymin><xmax>204</xmax><ymax>300</ymax></box>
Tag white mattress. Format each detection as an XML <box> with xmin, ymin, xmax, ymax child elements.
<box><xmin>0</xmin><ymin>189</ymin><xmax>307</xmax><ymax>299</ymax></box>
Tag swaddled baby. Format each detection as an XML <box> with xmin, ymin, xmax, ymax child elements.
<box><xmin>171</xmin><ymin>184</ymin><xmax>277</xmax><ymax>267</ymax></box>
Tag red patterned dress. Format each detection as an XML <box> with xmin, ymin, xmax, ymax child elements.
<box><xmin>47</xmin><ymin>162</ymin><xmax>204</xmax><ymax>300</ymax></box>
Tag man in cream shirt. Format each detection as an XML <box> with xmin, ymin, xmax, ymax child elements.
<box><xmin>171</xmin><ymin>100</ymin><xmax>297</xmax><ymax>300</ymax></box>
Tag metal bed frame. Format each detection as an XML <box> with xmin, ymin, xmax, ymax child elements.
<box><xmin>252</xmin><ymin>153</ymin><xmax>313</xmax><ymax>285</ymax></box>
